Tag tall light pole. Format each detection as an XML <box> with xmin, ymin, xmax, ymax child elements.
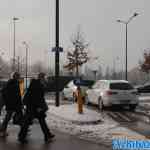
<box><xmin>13</xmin><ymin>17</ymin><xmax>19</xmax><ymax>71</ymax></box>
<box><xmin>55</xmin><ymin>0</ymin><xmax>60</xmax><ymax>107</ymax></box>
<box><xmin>52</xmin><ymin>0</ymin><xmax>63</xmax><ymax>107</ymax></box>
<box><xmin>17</xmin><ymin>56</ymin><xmax>20</xmax><ymax>73</ymax></box>
<box><xmin>22</xmin><ymin>41</ymin><xmax>29</xmax><ymax>90</ymax></box>
<box><xmin>117</xmin><ymin>12</ymin><xmax>139</xmax><ymax>80</ymax></box>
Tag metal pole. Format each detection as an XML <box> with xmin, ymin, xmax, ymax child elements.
<box><xmin>13</xmin><ymin>19</ymin><xmax>16</xmax><ymax>71</ymax></box>
<box><xmin>26</xmin><ymin>45</ymin><xmax>28</xmax><ymax>90</ymax></box>
<box><xmin>117</xmin><ymin>13</ymin><xmax>138</xmax><ymax>81</ymax></box>
<box><xmin>55</xmin><ymin>0</ymin><xmax>60</xmax><ymax>106</ymax></box>
<box><xmin>17</xmin><ymin>56</ymin><xmax>20</xmax><ymax>73</ymax></box>
<box><xmin>13</xmin><ymin>17</ymin><xmax>19</xmax><ymax>72</ymax></box>
<box><xmin>22</xmin><ymin>41</ymin><xmax>28</xmax><ymax>90</ymax></box>
<box><xmin>125</xmin><ymin>23</ymin><xmax>128</xmax><ymax>80</ymax></box>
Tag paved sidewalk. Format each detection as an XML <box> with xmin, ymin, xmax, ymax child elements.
<box><xmin>0</xmin><ymin>125</ymin><xmax>107</xmax><ymax>150</ymax></box>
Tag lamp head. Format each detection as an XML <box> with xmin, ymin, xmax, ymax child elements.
<box><xmin>117</xmin><ymin>20</ymin><xmax>121</xmax><ymax>22</ymax></box>
<box><xmin>13</xmin><ymin>17</ymin><xmax>19</xmax><ymax>21</ymax></box>
<box><xmin>133</xmin><ymin>12</ymin><xmax>139</xmax><ymax>17</ymax></box>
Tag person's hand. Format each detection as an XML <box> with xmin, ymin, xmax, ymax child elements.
<box><xmin>37</xmin><ymin>108</ymin><xmax>43</xmax><ymax>113</ymax></box>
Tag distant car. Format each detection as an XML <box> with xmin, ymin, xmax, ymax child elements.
<box><xmin>86</xmin><ymin>80</ymin><xmax>139</xmax><ymax>111</ymax></box>
<box><xmin>135</xmin><ymin>83</ymin><xmax>150</xmax><ymax>98</ymax></box>
<box><xmin>135</xmin><ymin>83</ymin><xmax>150</xmax><ymax>94</ymax></box>
<box><xmin>62</xmin><ymin>79</ymin><xmax>94</xmax><ymax>102</ymax></box>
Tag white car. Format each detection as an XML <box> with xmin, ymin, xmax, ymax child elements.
<box><xmin>62</xmin><ymin>80</ymin><xmax>76</xmax><ymax>101</ymax></box>
<box><xmin>62</xmin><ymin>80</ymin><xmax>94</xmax><ymax>101</ymax></box>
<box><xmin>86</xmin><ymin>80</ymin><xmax>139</xmax><ymax>110</ymax></box>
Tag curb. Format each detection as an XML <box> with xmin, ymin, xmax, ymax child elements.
<box><xmin>49</xmin><ymin>113</ymin><xmax>102</xmax><ymax>125</ymax></box>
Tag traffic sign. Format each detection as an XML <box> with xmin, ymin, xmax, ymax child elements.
<box><xmin>52</xmin><ymin>47</ymin><xmax>63</xmax><ymax>52</ymax></box>
<box><xmin>73</xmin><ymin>79</ymin><xmax>81</xmax><ymax>85</ymax></box>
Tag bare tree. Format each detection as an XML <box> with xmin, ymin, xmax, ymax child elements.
<box><xmin>138</xmin><ymin>49</ymin><xmax>150</xmax><ymax>82</ymax></box>
<box><xmin>0</xmin><ymin>56</ymin><xmax>11</xmax><ymax>78</ymax></box>
<box><xmin>105</xmin><ymin>66</ymin><xmax>111</xmax><ymax>80</ymax></box>
<box><xmin>64</xmin><ymin>28</ymin><xmax>89</xmax><ymax>77</ymax></box>
<box><xmin>140</xmin><ymin>50</ymin><xmax>150</xmax><ymax>73</ymax></box>
<box><xmin>30</xmin><ymin>61</ymin><xmax>46</xmax><ymax>74</ymax></box>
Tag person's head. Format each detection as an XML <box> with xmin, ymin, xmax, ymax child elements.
<box><xmin>77</xmin><ymin>85</ymin><xmax>81</xmax><ymax>91</ymax></box>
<box><xmin>11</xmin><ymin>72</ymin><xmax>20</xmax><ymax>80</ymax></box>
<box><xmin>37</xmin><ymin>72</ymin><xmax>46</xmax><ymax>80</ymax></box>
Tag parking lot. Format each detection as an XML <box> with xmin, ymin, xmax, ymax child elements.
<box><xmin>45</xmin><ymin>92</ymin><xmax>150</xmax><ymax>145</ymax></box>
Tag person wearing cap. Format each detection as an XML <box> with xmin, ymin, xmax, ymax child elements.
<box><xmin>18</xmin><ymin>72</ymin><xmax>55</xmax><ymax>143</ymax></box>
<box><xmin>0</xmin><ymin>72</ymin><xmax>23</xmax><ymax>137</ymax></box>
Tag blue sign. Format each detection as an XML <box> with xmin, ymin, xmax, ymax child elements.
<box><xmin>75</xmin><ymin>79</ymin><xmax>81</xmax><ymax>85</ymax></box>
<box><xmin>73</xmin><ymin>79</ymin><xmax>95</xmax><ymax>86</ymax></box>
<box><xmin>52</xmin><ymin>47</ymin><xmax>63</xmax><ymax>52</ymax></box>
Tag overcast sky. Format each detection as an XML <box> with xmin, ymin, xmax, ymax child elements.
<box><xmin>0</xmin><ymin>0</ymin><xmax>149</xmax><ymax>72</ymax></box>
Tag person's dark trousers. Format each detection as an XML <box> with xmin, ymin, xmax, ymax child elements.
<box><xmin>0</xmin><ymin>102</ymin><xmax>4</xmax><ymax>116</ymax></box>
<box><xmin>0</xmin><ymin>110</ymin><xmax>13</xmax><ymax>132</ymax></box>
<box><xmin>18</xmin><ymin>112</ymin><xmax>32</xmax><ymax>140</ymax></box>
<box><xmin>18</xmin><ymin>111</ymin><xmax>51</xmax><ymax>141</ymax></box>
<box><xmin>38</xmin><ymin>115</ymin><xmax>51</xmax><ymax>140</ymax></box>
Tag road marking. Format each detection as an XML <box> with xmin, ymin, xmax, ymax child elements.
<box><xmin>115</xmin><ymin>112</ymin><xmax>131</xmax><ymax>122</ymax></box>
<box><xmin>107</xmin><ymin>112</ymin><xmax>118</xmax><ymax>119</ymax></box>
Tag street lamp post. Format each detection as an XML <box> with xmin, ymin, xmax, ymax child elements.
<box><xmin>117</xmin><ymin>13</ymin><xmax>138</xmax><ymax>80</ymax></box>
<box><xmin>13</xmin><ymin>17</ymin><xmax>19</xmax><ymax>71</ymax></box>
<box><xmin>92</xmin><ymin>70</ymin><xmax>97</xmax><ymax>80</ymax></box>
<box><xmin>22</xmin><ymin>41</ymin><xmax>28</xmax><ymax>90</ymax></box>
<box><xmin>55</xmin><ymin>0</ymin><xmax>60</xmax><ymax>107</ymax></box>
<box><xmin>17</xmin><ymin>56</ymin><xmax>20</xmax><ymax>73</ymax></box>
<box><xmin>52</xmin><ymin>0</ymin><xmax>63</xmax><ymax>107</ymax></box>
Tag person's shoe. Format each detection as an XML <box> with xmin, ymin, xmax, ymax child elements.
<box><xmin>45</xmin><ymin>134</ymin><xmax>55</xmax><ymax>143</ymax></box>
<box><xmin>18</xmin><ymin>137</ymin><xmax>28</xmax><ymax>144</ymax></box>
<box><xmin>49</xmin><ymin>133</ymin><xmax>55</xmax><ymax>138</ymax></box>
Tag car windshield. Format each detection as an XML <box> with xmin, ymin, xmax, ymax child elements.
<box><xmin>110</xmin><ymin>82</ymin><xmax>134</xmax><ymax>90</ymax></box>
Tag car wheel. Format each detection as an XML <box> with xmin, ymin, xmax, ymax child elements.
<box><xmin>98</xmin><ymin>97</ymin><xmax>104</xmax><ymax>111</ymax></box>
<box><xmin>129</xmin><ymin>105</ymin><xmax>137</xmax><ymax>111</ymax></box>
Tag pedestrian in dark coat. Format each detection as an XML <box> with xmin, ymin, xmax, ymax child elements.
<box><xmin>18</xmin><ymin>73</ymin><xmax>55</xmax><ymax>143</ymax></box>
<box><xmin>0</xmin><ymin>87</ymin><xmax>5</xmax><ymax>116</ymax></box>
<box><xmin>0</xmin><ymin>72</ymin><xmax>23</xmax><ymax>137</ymax></box>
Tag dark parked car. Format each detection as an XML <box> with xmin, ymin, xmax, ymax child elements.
<box><xmin>135</xmin><ymin>83</ymin><xmax>150</xmax><ymax>94</ymax></box>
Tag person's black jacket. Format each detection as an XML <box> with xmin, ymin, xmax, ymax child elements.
<box><xmin>3</xmin><ymin>79</ymin><xmax>22</xmax><ymax>111</ymax></box>
<box><xmin>23</xmin><ymin>79</ymin><xmax>48</xmax><ymax>116</ymax></box>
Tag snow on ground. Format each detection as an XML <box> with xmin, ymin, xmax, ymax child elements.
<box><xmin>139</xmin><ymin>96</ymin><xmax>150</xmax><ymax>108</ymax></box>
<box><xmin>49</xmin><ymin>104</ymin><xmax>101</xmax><ymax>124</ymax></box>
<box><xmin>46</xmin><ymin>103</ymin><xmax>146</xmax><ymax>146</ymax></box>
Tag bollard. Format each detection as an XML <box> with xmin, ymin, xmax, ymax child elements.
<box><xmin>76</xmin><ymin>86</ymin><xmax>83</xmax><ymax>114</ymax></box>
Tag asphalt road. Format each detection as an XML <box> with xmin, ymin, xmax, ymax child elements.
<box><xmin>0</xmin><ymin>124</ymin><xmax>110</xmax><ymax>150</ymax></box>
